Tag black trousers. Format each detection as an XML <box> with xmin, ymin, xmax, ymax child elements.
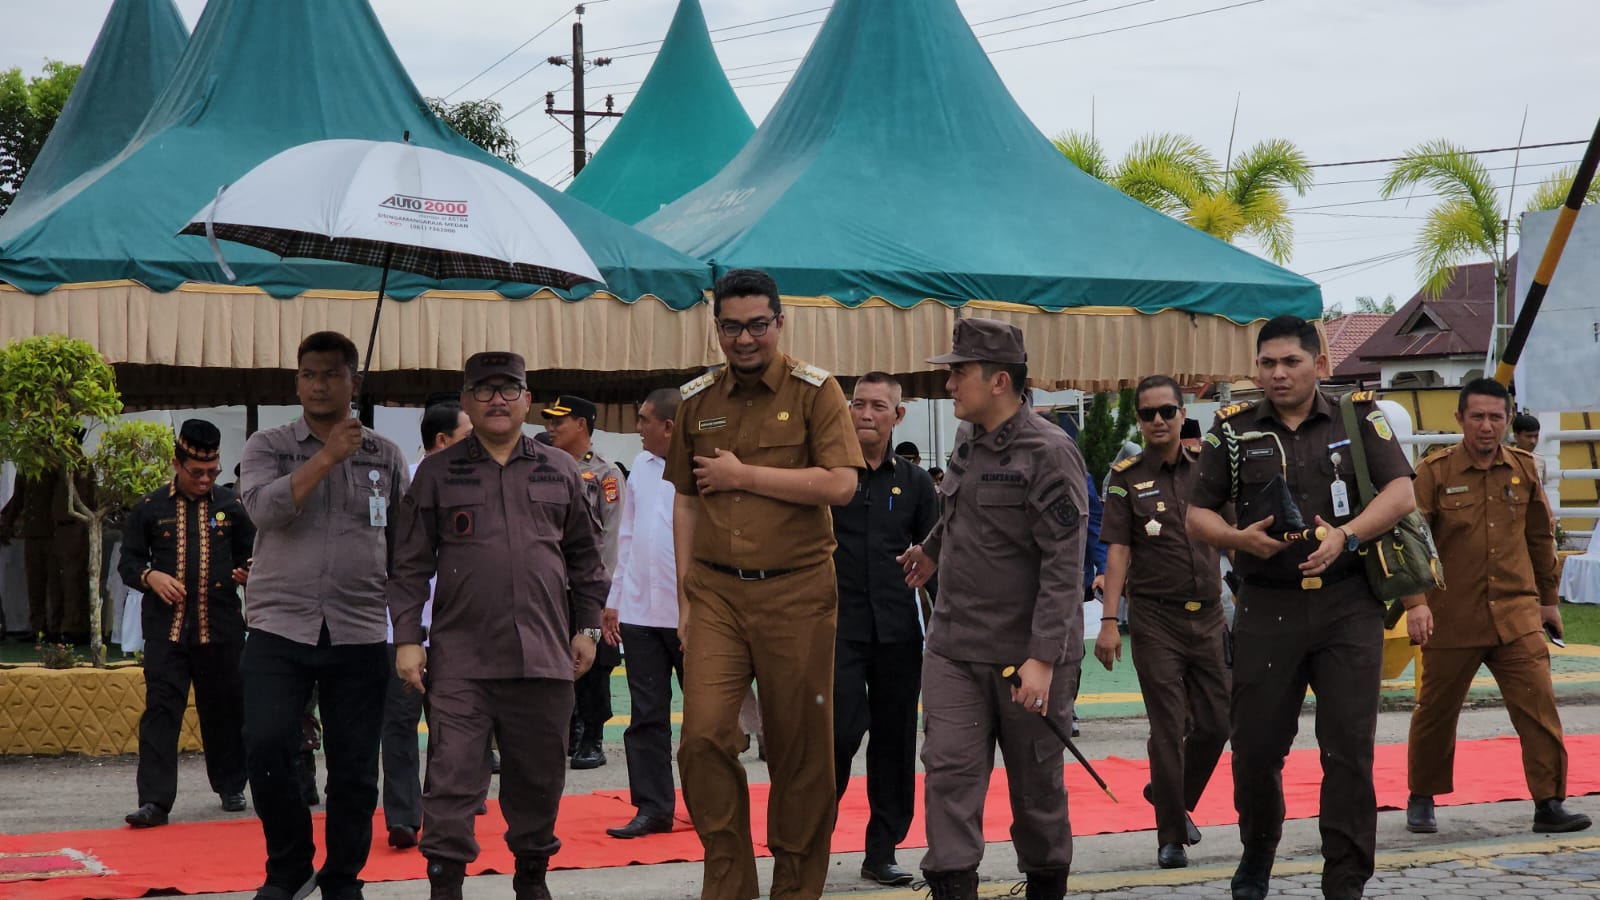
<box><xmin>572</xmin><ymin>636</ymin><xmax>619</xmax><ymax>742</ymax></box>
<box><xmin>241</xmin><ymin>626</ymin><xmax>388</xmax><ymax>892</ymax></box>
<box><xmin>381</xmin><ymin>644</ymin><xmax>425</xmax><ymax>830</ymax></box>
<box><xmin>833</xmin><ymin>637</ymin><xmax>922</xmax><ymax>865</ymax></box>
<box><xmin>620</xmin><ymin>623</ymin><xmax>685</xmax><ymax>819</ymax></box>
<box><xmin>137</xmin><ymin>635</ymin><xmax>247</xmax><ymax>812</ymax></box>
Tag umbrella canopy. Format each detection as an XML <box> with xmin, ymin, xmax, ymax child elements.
<box><xmin>641</xmin><ymin>0</ymin><xmax>1322</xmax><ymax>390</ymax></box>
<box><xmin>565</xmin><ymin>0</ymin><xmax>756</xmax><ymax>225</ymax></box>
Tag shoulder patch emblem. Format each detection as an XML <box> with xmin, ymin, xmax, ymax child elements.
<box><xmin>1046</xmin><ymin>496</ymin><xmax>1081</xmax><ymax>529</ymax></box>
<box><xmin>1216</xmin><ymin>400</ymin><xmax>1256</xmax><ymax>421</ymax></box>
<box><xmin>1349</xmin><ymin>390</ymin><xmax>1378</xmax><ymax>403</ymax></box>
<box><xmin>1111</xmin><ymin>454</ymin><xmax>1141</xmax><ymax>473</ymax></box>
<box><xmin>1203</xmin><ymin>432</ymin><xmax>1221</xmax><ymax>448</ymax></box>
<box><xmin>1365</xmin><ymin>409</ymin><xmax>1394</xmax><ymax>441</ymax></box>
<box><xmin>1107</xmin><ymin>485</ymin><xmax>1128</xmax><ymax>498</ymax></box>
<box><xmin>680</xmin><ymin>370</ymin><xmax>717</xmax><ymax>400</ymax></box>
<box><xmin>602</xmin><ymin>475</ymin><xmax>620</xmax><ymax>503</ymax></box>
<box><xmin>581</xmin><ymin>470</ymin><xmax>597</xmax><ymax>481</ymax></box>
<box><xmin>790</xmin><ymin>362</ymin><xmax>829</xmax><ymax>387</ymax></box>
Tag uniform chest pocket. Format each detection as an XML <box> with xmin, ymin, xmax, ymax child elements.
<box><xmin>439</xmin><ymin>486</ymin><xmax>487</xmax><ymax>541</ymax></box>
<box><xmin>977</xmin><ymin>484</ymin><xmax>1026</xmax><ymax>508</ymax></box>
<box><xmin>1239</xmin><ymin>452</ymin><xmax>1281</xmax><ymax>485</ymax></box>
<box><xmin>754</xmin><ymin>421</ymin><xmax>808</xmax><ymax>465</ymax></box>
<box><xmin>527</xmin><ymin>480</ymin><xmax>571</xmax><ymax>515</ymax></box>
<box><xmin>1438</xmin><ymin>490</ymin><xmax>1482</xmax><ymax>513</ymax></box>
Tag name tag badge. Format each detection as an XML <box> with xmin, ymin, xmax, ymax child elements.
<box><xmin>1445</xmin><ymin>485</ymin><xmax>1471</xmax><ymax>495</ymax></box>
<box><xmin>1331</xmin><ymin>479</ymin><xmax>1351</xmax><ymax>517</ymax></box>
<box><xmin>369</xmin><ymin>495</ymin><xmax>388</xmax><ymax>527</ymax></box>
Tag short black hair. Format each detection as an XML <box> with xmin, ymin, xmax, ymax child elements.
<box><xmin>1256</xmin><ymin>315</ymin><xmax>1322</xmax><ymax>356</ymax></box>
<box><xmin>1134</xmin><ymin>374</ymin><xmax>1184</xmax><ymax>408</ymax></box>
<box><xmin>297</xmin><ymin>331</ymin><xmax>360</xmax><ymax>373</ymax></box>
<box><xmin>642</xmin><ymin>387</ymin><xmax>680</xmax><ymax>422</ymax></box>
<box><xmin>420</xmin><ymin>403</ymin><xmax>463</xmax><ymax>452</ymax></box>
<box><xmin>979</xmin><ymin>361</ymin><xmax>1029</xmax><ymax>398</ymax></box>
<box><xmin>894</xmin><ymin>440</ymin><xmax>921</xmax><ymax>459</ymax></box>
<box><xmin>1512</xmin><ymin>412</ymin><xmax>1541</xmax><ymax>434</ymax></box>
<box><xmin>713</xmin><ymin>268</ymin><xmax>781</xmax><ymax>318</ymax></box>
<box><xmin>1458</xmin><ymin>377</ymin><xmax>1511</xmax><ymax>413</ymax></box>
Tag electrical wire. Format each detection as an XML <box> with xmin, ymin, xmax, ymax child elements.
<box><xmin>987</xmin><ymin>0</ymin><xmax>1269</xmax><ymax>55</ymax></box>
<box><xmin>444</xmin><ymin>7</ymin><xmax>572</xmax><ymax>99</ymax></box>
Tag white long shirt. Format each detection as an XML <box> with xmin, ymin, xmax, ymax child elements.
<box><xmin>605</xmin><ymin>450</ymin><xmax>679</xmax><ymax>629</ymax></box>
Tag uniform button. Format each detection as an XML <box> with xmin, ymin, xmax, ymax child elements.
<box><xmin>746</xmin><ymin>401</ymin><xmax>753</xmax><ymax>407</ymax></box>
<box><xmin>734</xmin><ymin>496</ymin><xmax>741</xmax><ymax>502</ymax></box>
<box><xmin>734</xmin><ymin>529</ymin><xmax>742</xmax><ymax>536</ymax></box>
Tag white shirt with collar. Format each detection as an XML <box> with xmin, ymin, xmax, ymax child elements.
<box><xmin>606</xmin><ymin>450</ymin><xmax>679</xmax><ymax>629</ymax></box>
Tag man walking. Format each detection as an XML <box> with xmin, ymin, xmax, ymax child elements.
<box><xmin>898</xmin><ymin>318</ymin><xmax>1089</xmax><ymax>900</ymax></box>
<box><xmin>1093</xmin><ymin>375</ymin><xmax>1229</xmax><ymax>869</ymax></box>
<box><xmin>831</xmin><ymin>372</ymin><xmax>939</xmax><ymax>886</ymax></box>
<box><xmin>239</xmin><ymin>331</ymin><xmax>409</xmax><ymax>900</ymax></box>
<box><xmin>1187</xmin><ymin>315</ymin><xmax>1416</xmax><ymax>900</ymax></box>
<box><xmin>393</xmin><ymin>352</ymin><xmax>608</xmax><ymax>900</ymax></box>
<box><xmin>604</xmin><ymin>388</ymin><xmax>687</xmax><ymax>840</ymax></box>
<box><xmin>1403</xmin><ymin>378</ymin><xmax>1589</xmax><ymax>835</ymax></box>
<box><xmin>120</xmin><ymin>419</ymin><xmax>254</xmax><ymax>827</ymax></box>
<box><xmin>668</xmin><ymin>268</ymin><xmax>862</xmax><ymax>900</ymax></box>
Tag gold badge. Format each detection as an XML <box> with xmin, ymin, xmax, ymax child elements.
<box><xmin>1511</xmin><ymin>476</ymin><xmax>1522</xmax><ymax>485</ymax></box>
<box><xmin>1155</xmin><ymin>501</ymin><xmax>1167</xmax><ymax>513</ymax></box>
<box><xmin>777</xmin><ymin>411</ymin><xmax>790</xmax><ymax>421</ymax></box>
<box><xmin>891</xmin><ymin>486</ymin><xmax>902</xmax><ymax>495</ymax></box>
<box><xmin>1134</xmin><ymin>481</ymin><xmax>1155</xmax><ymax>490</ymax></box>
<box><xmin>1144</xmin><ymin>519</ymin><xmax>1162</xmax><ymax>537</ymax></box>
<box><xmin>215</xmin><ymin>512</ymin><xmax>226</xmax><ymax>522</ymax></box>
<box><xmin>1301</xmin><ymin>577</ymin><xmax>1323</xmax><ymax>590</ymax></box>
<box><xmin>1184</xmin><ymin>601</ymin><xmax>1202</xmax><ymax>612</ymax></box>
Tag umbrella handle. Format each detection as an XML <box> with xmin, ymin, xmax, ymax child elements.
<box><xmin>360</xmin><ymin>247</ymin><xmax>396</xmax><ymax>383</ymax></box>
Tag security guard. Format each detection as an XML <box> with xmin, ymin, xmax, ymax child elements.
<box><xmin>666</xmin><ymin>268</ymin><xmax>863</xmax><ymax>900</ymax></box>
<box><xmin>1094</xmin><ymin>375</ymin><xmax>1228</xmax><ymax>870</ymax></box>
<box><xmin>899</xmin><ymin>318</ymin><xmax>1088</xmax><ymax>900</ymax></box>
<box><xmin>1187</xmin><ymin>315</ymin><xmax>1416</xmax><ymax>900</ymax></box>
<box><xmin>119</xmin><ymin>419</ymin><xmax>254</xmax><ymax>827</ymax></box>
<box><xmin>1403</xmin><ymin>378</ymin><xmax>1589</xmax><ymax>835</ymax></box>
<box><xmin>391</xmin><ymin>352</ymin><xmax>609</xmax><ymax>900</ymax></box>
<box><xmin>543</xmin><ymin>393</ymin><xmax>626</xmax><ymax>770</ymax></box>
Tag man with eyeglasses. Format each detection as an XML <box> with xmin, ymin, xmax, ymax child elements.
<box><xmin>119</xmin><ymin>418</ymin><xmax>255</xmax><ymax>828</ymax></box>
<box><xmin>391</xmin><ymin>352</ymin><xmax>608</xmax><ymax>900</ymax></box>
<box><xmin>667</xmin><ymin>268</ymin><xmax>863</xmax><ymax>900</ymax></box>
<box><xmin>1093</xmin><ymin>375</ymin><xmax>1229</xmax><ymax>870</ymax></box>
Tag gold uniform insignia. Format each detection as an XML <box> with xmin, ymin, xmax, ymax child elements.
<box><xmin>1111</xmin><ymin>454</ymin><xmax>1141</xmax><ymax>473</ymax></box>
<box><xmin>777</xmin><ymin>411</ymin><xmax>791</xmax><ymax>421</ymax></box>
<box><xmin>680</xmin><ymin>371</ymin><xmax>717</xmax><ymax>400</ymax></box>
<box><xmin>1216</xmin><ymin>400</ymin><xmax>1256</xmax><ymax>420</ymax></box>
<box><xmin>790</xmin><ymin>362</ymin><xmax>829</xmax><ymax>387</ymax></box>
<box><xmin>1133</xmin><ymin>480</ymin><xmax>1155</xmax><ymax>490</ymax></box>
<box><xmin>1349</xmin><ymin>390</ymin><xmax>1378</xmax><ymax>403</ymax></box>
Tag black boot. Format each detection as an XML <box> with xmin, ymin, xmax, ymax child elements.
<box><xmin>570</xmin><ymin>739</ymin><xmax>607</xmax><ymax>769</ymax></box>
<box><xmin>1405</xmin><ymin>793</ymin><xmax>1436</xmax><ymax>833</ymax></box>
<box><xmin>920</xmin><ymin>869</ymin><xmax>979</xmax><ymax>900</ymax></box>
<box><xmin>1534</xmin><ymin>798</ymin><xmax>1593</xmax><ymax>833</ymax></box>
<box><xmin>512</xmin><ymin>857</ymin><xmax>552</xmax><ymax>900</ymax></box>
<box><xmin>1024</xmin><ymin>868</ymin><xmax>1069</xmax><ymax>900</ymax></box>
<box><xmin>425</xmin><ymin>859</ymin><xmax>465</xmax><ymax>900</ymax></box>
<box><xmin>1231</xmin><ymin>845</ymin><xmax>1275</xmax><ymax>900</ymax></box>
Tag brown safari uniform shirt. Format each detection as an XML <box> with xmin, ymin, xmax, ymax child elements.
<box><xmin>665</xmin><ymin>354</ymin><xmax>863</xmax><ymax>567</ymax></box>
<box><xmin>387</xmin><ymin>433</ymin><xmax>609</xmax><ymax>681</ymax></box>
<box><xmin>1102</xmin><ymin>448</ymin><xmax>1222</xmax><ymax>602</ymax></box>
<box><xmin>1410</xmin><ymin>443</ymin><xmax>1558</xmax><ymax>649</ymax></box>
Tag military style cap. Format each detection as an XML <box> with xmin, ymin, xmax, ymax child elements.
<box><xmin>542</xmin><ymin>394</ymin><xmax>598</xmax><ymax>431</ymax></box>
<box><xmin>463</xmin><ymin>351</ymin><xmax>526</xmax><ymax>386</ymax></box>
<box><xmin>927</xmin><ymin>318</ymin><xmax>1027</xmax><ymax>365</ymax></box>
<box><xmin>175</xmin><ymin>419</ymin><xmax>221</xmax><ymax>462</ymax></box>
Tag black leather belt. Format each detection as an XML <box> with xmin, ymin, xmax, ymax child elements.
<box><xmin>1242</xmin><ymin>570</ymin><xmax>1363</xmax><ymax>592</ymax></box>
<box><xmin>1133</xmin><ymin>594</ymin><xmax>1219</xmax><ymax>611</ymax></box>
<box><xmin>698</xmin><ymin>560</ymin><xmax>798</xmax><ymax>581</ymax></box>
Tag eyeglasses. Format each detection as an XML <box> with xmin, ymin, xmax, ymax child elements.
<box><xmin>1136</xmin><ymin>404</ymin><xmax>1181</xmax><ymax>423</ymax></box>
<box><xmin>716</xmin><ymin>317</ymin><xmax>777</xmax><ymax>339</ymax></box>
<box><xmin>181</xmin><ymin>466</ymin><xmax>221</xmax><ymax>481</ymax></box>
<box><xmin>469</xmin><ymin>382</ymin><xmax>526</xmax><ymax>402</ymax></box>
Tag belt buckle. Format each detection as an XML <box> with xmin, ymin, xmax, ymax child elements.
<box><xmin>1301</xmin><ymin>577</ymin><xmax>1323</xmax><ymax>590</ymax></box>
<box><xmin>1183</xmin><ymin>601</ymin><xmax>1202</xmax><ymax>612</ymax></box>
<box><xmin>737</xmin><ymin>567</ymin><xmax>764</xmax><ymax>582</ymax></box>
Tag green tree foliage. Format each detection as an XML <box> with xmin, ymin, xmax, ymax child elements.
<box><xmin>1523</xmin><ymin>163</ymin><xmax>1600</xmax><ymax>214</ymax></box>
<box><xmin>1079</xmin><ymin>389</ymin><xmax>1136</xmax><ymax>488</ymax></box>
<box><xmin>0</xmin><ymin>335</ymin><xmax>170</xmax><ymax>665</ymax></box>
<box><xmin>1326</xmin><ymin>294</ymin><xmax>1398</xmax><ymax>319</ymax></box>
<box><xmin>1380</xmin><ymin>140</ymin><xmax>1507</xmax><ymax>302</ymax></box>
<box><xmin>426</xmin><ymin>97</ymin><xmax>520</xmax><ymax>165</ymax></box>
<box><xmin>0</xmin><ymin>60</ymin><xmax>82</xmax><ymax>215</ymax></box>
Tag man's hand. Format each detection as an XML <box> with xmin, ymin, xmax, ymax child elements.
<box><xmin>320</xmin><ymin>417</ymin><xmax>365</xmax><ymax>464</ymax></box>
<box><xmin>145</xmin><ymin>570</ymin><xmax>186</xmax><ymax>606</ymax></box>
<box><xmin>1093</xmin><ymin>621</ymin><xmax>1122</xmax><ymax>671</ymax></box>
<box><xmin>1092</xmin><ymin>573</ymin><xmax>1106</xmax><ymax>594</ymax></box>
<box><xmin>231</xmin><ymin>567</ymin><xmax>250</xmax><ymax>586</ymax></box>
<box><xmin>601</xmin><ymin>608</ymin><xmax>622</xmax><ymax>647</ymax></box>
<box><xmin>396</xmin><ymin>643</ymin><xmax>427</xmax><ymax>694</ymax></box>
<box><xmin>897</xmin><ymin>544</ymin><xmax>938</xmax><ymax>588</ymax></box>
<box><xmin>572</xmin><ymin>633</ymin><xmax>597</xmax><ymax>678</ymax></box>
<box><xmin>677</xmin><ymin>605</ymin><xmax>691</xmax><ymax>653</ymax></box>
<box><xmin>1407</xmin><ymin>604</ymin><xmax>1434</xmax><ymax>646</ymax></box>
<box><xmin>1299</xmin><ymin>516</ymin><xmax>1346</xmax><ymax>575</ymax></box>
<box><xmin>692</xmin><ymin>449</ymin><xmax>746</xmax><ymax>494</ymax></box>
<box><xmin>1540</xmin><ymin>604</ymin><xmax>1564</xmax><ymax>640</ymax></box>
<box><xmin>1010</xmin><ymin>658</ymin><xmax>1054</xmax><ymax>716</ymax></box>
<box><xmin>1236</xmin><ymin>516</ymin><xmax>1287</xmax><ymax>559</ymax></box>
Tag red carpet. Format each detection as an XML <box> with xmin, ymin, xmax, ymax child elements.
<box><xmin>4</xmin><ymin>734</ymin><xmax>1598</xmax><ymax>898</ymax></box>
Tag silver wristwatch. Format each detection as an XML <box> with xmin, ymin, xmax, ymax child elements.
<box><xmin>578</xmin><ymin>627</ymin><xmax>603</xmax><ymax>643</ymax></box>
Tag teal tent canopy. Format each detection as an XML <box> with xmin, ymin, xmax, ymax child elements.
<box><xmin>566</xmin><ymin>0</ymin><xmax>755</xmax><ymax>225</ymax></box>
<box><xmin>0</xmin><ymin>0</ymin><xmax>709</xmax><ymax>309</ymax></box>
<box><xmin>7</xmin><ymin>0</ymin><xmax>187</xmax><ymax>216</ymax></box>
<box><xmin>640</xmin><ymin>0</ymin><xmax>1320</xmax><ymax>325</ymax></box>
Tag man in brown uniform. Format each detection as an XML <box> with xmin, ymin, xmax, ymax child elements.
<box><xmin>1402</xmin><ymin>377</ymin><xmax>1590</xmax><ymax>835</ymax></box>
<box><xmin>390</xmin><ymin>352</ymin><xmax>608</xmax><ymax>900</ymax></box>
<box><xmin>1187</xmin><ymin>315</ymin><xmax>1416</xmax><ymax>900</ymax></box>
<box><xmin>898</xmin><ymin>318</ymin><xmax>1089</xmax><ymax>900</ymax></box>
<box><xmin>1094</xmin><ymin>374</ymin><xmax>1229</xmax><ymax>870</ymax></box>
<box><xmin>667</xmin><ymin>268</ymin><xmax>862</xmax><ymax>900</ymax></box>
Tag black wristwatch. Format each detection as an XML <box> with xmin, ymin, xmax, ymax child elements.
<box><xmin>1341</xmin><ymin>527</ymin><xmax>1361</xmax><ymax>553</ymax></box>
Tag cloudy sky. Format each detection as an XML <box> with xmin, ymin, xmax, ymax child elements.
<box><xmin>6</xmin><ymin>0</ymin><xmax>1599</xmax><ymax>308</ymax></box>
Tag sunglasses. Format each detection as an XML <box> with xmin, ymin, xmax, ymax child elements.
<box><xmin>1136</xmin><ymin>404</ymin><xmax>1182</xmax><ymax>423</ymax></box>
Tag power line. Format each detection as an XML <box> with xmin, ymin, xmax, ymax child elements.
<box><xmin>987</xmin><ymin>0</ymin><xmax>1269</xmax><ymax>55</ymax></box>
<box><xmin>587</xmin><ymin>5</ymin><xmax>831</xmax><ymax>54</ymax></box>
<box><xmin>444</xmin><ymin>7</ymin><xmax>571</xmax><ymax>99</ymax></box>
<box><xmin>1314</xmin><ymin>157</ymin><xmax>1579</xmax><ymax>186</ymax></box>
<box><xmin>1300</xmin><ymin>249</ymin><xmax>1415</xmax><ymax>276</ymax></box>
<box><xmin>1306</xmin><ymin>139</ymin><xmax>1588</xmax><ymax>169</ymax></box>
<box><xmin>970</xmin><ymin>0</ymin><xmax>1099</xmax><ymax>28</ymax></box>
<box><xmin>504</xmin><ymin>79</ymin><xmax>571</xmax><ymax>124</ymax></box>
<box><xmin>976</xmin><ymin>0</ymin><xmax>1158</xmax><ymax>40</ymax></box>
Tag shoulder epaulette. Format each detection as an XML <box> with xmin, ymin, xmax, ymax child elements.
<box><xmin>1348</xmin><ymin>390</ymin><xmax>1379</xmax><ymax>403</ymax></box>
<box><xmin>1111</xmin><ymin>454</ymin><xmax>1141</xmax><ymax>473</ymax></box>
<box><xmin>1507</xmin><ymin>446</ymin><xmax>1534</xmax><ymax>458</ymax></box>
<box><xmin>1215</xmin><ymin>399</ymin><xmax>1257</xmax><ymax>421</ymax></box>
<box><xmin>790</xmin><ymin>362</ymin><xmax>829</xmax><ymax>387</ymax></box>
<box><xmin>680</xmin><ymin>370</ymin><xmax>717</xmax><ymax>400</ymax></box>
<box><xmin>1421</xmin><ymin>446</ymin><xmax>1453</xmax><ymax>465</ymax></box>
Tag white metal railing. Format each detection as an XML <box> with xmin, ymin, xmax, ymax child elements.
<box><xmin>1394</xmin><ymin>431</ymin><xmax>1598</xmax><ymax>524</ymax></box>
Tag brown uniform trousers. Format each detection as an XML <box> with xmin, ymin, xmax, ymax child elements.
<box><xmin>1407</xmin><ymin>443</ymin><xmax>1567</xmax><ymax>801</ymax></box>
<box><xmin>679</xmin><ymin>560</ymin><xmax>839</xmax><ymax>900</ymax></box>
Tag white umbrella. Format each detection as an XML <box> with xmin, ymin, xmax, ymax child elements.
<box><xmin>180</xmin><ymin>137</ymin><xmax>604</xmax><ymax>376</ymax></box>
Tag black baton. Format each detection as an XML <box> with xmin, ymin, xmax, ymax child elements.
<box><xmin>1000</xmin><ymin>665</ymin><xmax>1118</xmax><ymax>803</ymax></box>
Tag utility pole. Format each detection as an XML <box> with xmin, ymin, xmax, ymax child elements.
<box><xmin>545</xmin><ymin>4</ymin><xmax>624</xmax><ymax>178</ymax></box>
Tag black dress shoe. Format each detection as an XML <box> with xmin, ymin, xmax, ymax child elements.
<box><xmin>427</xmin><ymin>859</ymin><xmax>465</xmax><ymax>900</ymax></box>
<box><xmin>860</xmin><ymin>861</ymin><xmax>915</xmax><ymax>885</ymax></box>
<box><xmin>1406</xmin><ymin>793</ymin><xmax>1436</xmax><ymax>833</ymax></box>
<box><xmin>1230</xmin><ymin>846</ymin><xmax>1274</xmax><ymax>900</ymax></box>
<box><xmin>606</xmin><ymin>814</ymin><xmax>673</xmax><ymax>839</ymax></box>
<box><xmin>1157</xmin><ymin>842</ymin><xmax>1188</xmax><ymax>868</ymax></box>
<box><xmin>124</xmin><ymin>803</ymin><xmax>168</xmax><ymax>828</ymax></box>
<box><xmin>221</xmin><ymin>791</ymin><xmax>247</xmax><ymax>812</ymax></box>
<box><xmin>570</xmin><ymin>741</ymin><xmax>607</xmax><ymax>770</ymax></box>
<box><xmin>1534</xmin><ymin>798</ymin><xmax>1592</xmax><ymax>833</ymax></box>
<box><xmin>1142</xmin><ymin>782</ymin><xmax>1202</xmax><ymax>845</ymax></box>
<box><xmin>388</xmin><ymin>824</ymin><xmax>418</xmax><ymax>848</ymax></box>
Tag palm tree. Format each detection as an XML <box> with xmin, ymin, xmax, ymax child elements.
<box><xmin>1379</xmin><ymin>140</ymin><xmax>1507</xmax><ymax>301</ymax></box>
<box><xmin>1053</xmin><ymin>131</ymin><xmax>1313</xmax><ymax>264</ymax></box>
<box><xmin>1523</xmin><ymin>162</ymin><xmax>1600</xmax><ymax>214</ymax></box>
